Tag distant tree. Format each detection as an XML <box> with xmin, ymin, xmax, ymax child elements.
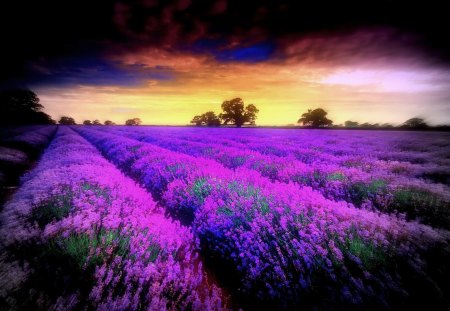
<box><xmin>344</xmin><ymin>120</ymin><xmax>359</xmax><ymax>128</ymax></box>
<box><xmin>83</xmin><ymin>120</ymin><xmax>92</xmax><ymax>125</ymax></box>
<box><xmin>191</xmin><ymin>115</ymin><xmax>203</xmax><ymax>126</ymax></box>
<box><xmin>59</xmin><ymin>116</ymin><xmax>76</xmax><ymax>125</ymax></box>
<box><xmin>93</xmin><ymin>119</ymin><xmax>101</xmax><ymax>125</ymax></box>
<box><xmin>219</xmin><ymin>98</ymin><xmax>259</xmax><ymax>127</ymax></box>
<box><xmin>402</xmin><ymin>117</ymin><xmax>428</xmax><ymax>129</ymax></box>
<box><xmin>297</xmin><ymin>108</ymin><xmax>333</xmax><ymax>127</ymax></box>
<box><xmin>360</xmin><ymin>122</ymin><xmax>373</xmax><ymax>128</ymax></box>
<box><xmin>381</xmin><ymin>123</ymin><xmax>394</xmax><ymax>128</ymax></box>
<box><xmin>0</xmin><ymin>89</ymin><xmax>54</xmax><ymax>125</ymax></box>
<box><xmin>125</xmin><ymin>118</ymin><xmax>142</xmax><ymax>126</ymax></box>
<box><xmin>190</xmin><ymin>111</ymin><xmax>221</xmax><ymax>126</ymax></box>
<box><xmin>104</xmin><ymin>120</ymin><xmax>115</xmax><ymax>125</ymax></box>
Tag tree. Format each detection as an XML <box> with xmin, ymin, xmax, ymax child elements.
<box><xmin>191</xmin><ymin>115</ymin><xmax>203</xmax><ymax>126</ymax></box>
<box><xmin>360</xmin><ymin>122</ymin><xmax>373</xmax><ymax>128</ymax></box>
<box><xmin>125</xmin><ymin>118</ymin><xmax>142</xmax><ymax>126</ymax></box>
<box><xmin>402</xmin><ymin>117</ymin><xmax>428</xmax><ymax>129</ymax></box>
<box><xmin>297</xmin><ymin>108</ymin><xmax>333</xmax><ymax>127</ymax></box>
<box><xmin>344</xmin><ymin>120</ymin><xmax>359</xmax><ymax>128</ymax></box>
<box><xmin>0</xmin><ymin>89</ymin><xmax>54</xmax><ymax>125</ymax></box>
<box><xmin>190</xmin><ymin>111</ymin><xmax>221</xmax><ymax>126</ymax></box>
<box><xmin>219</xmin><ymin>98</ymin><xmax>259</xmax><ymax>127</ymax></box>
<box><xmin>83</xmin><ymin>120</ymin><xmax>92</xmax><ymax>125</ymax></box>
<box><xmin>59</xmin><ymin>116</ymin><xmax>76</xmax><ymax>125</ymax></box>
<box><xmin>93</xmin><ymin>119</ymin><xmax>101</xmax><ymax>125</ymax></box>
<box><xmin>104</xmin><ymin>120</ymin><xmax>115</xmax><ymax>125</ymax></box>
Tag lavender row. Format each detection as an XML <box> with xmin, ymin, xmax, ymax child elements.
<box><xmin>3</xmin><ymin>125</ymin><xmax>57</xmax><ymax>156</ymax></box>
<box><xmin>0</xmin><ymin>127</ymin><xmax>227</xmax><ymax>310</ymax></box>
<box><xmin>114</xmin><ymin>126</ymin><xmax>450</xmax><ymax>183</ymax></box>
<box><xmin>112</xmin><ymin>126</ymin><xmax>450</xmax><ymax>169</ymax></box>
<box><xmin>105</xmin><ymin>126</ymin><xmax>450</xmax><ymax>229</ymax></box>
<box><xmin>76</xmin><ymin>126</ymin><xmax>449</xmax><ymax>310</ymax></box>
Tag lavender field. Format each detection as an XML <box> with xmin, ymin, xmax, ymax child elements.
<box><xmin>1</xmin><ymin>126</ymin><xmax>450</xmax><ymax>310</ymax></box>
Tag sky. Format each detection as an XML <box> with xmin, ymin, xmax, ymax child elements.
<box><xmin>1</xmin><ymin>0</ymin><xmax>450</xmax><ymax>126</ymax></box>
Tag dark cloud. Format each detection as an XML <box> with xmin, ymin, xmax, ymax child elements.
<box><xmin>1</xmin><ymin>0</ymin><xmax>449</xmax><ymax>87</ymax></box>
<box><xmin>27</xmin><ymin>57</ymin><xmax>174</xmax><ymax>87</ymax></box>
<box><xmin>213</xmin><ymin>43</ymin><xmax>276</xmax><ymax>63</ymax></box>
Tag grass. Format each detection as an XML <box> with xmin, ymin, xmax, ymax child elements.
<box><xmin>31</xmin><ymin>192</ymin><xmax>73</xmax><ymax>228</ymax></box>
<box><xmin>393</xmin><ymin>187</ymin><xmax>450</xmax><ymax>228</ymax></box>
<box><xmin>348</xmin><ymin>179</ymin><xmax>388</xmax><ymax>206</ymax></box>
<box><xmin>327</xmin><ymin>172</ymin><xmax>346</xmax><ymax>181</ymax></box>
<box><xmin>345</xmin><ymin>235</ymin><xmax>386</xmax><ymax>270</ymax></box>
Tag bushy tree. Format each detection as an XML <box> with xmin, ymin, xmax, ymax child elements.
<box><xmin>93</xmin><ymin>119</ymin><xmax>101</xmax><ymax>125</ymax></box>
<box><xmin>125</xmin><ymin>118</ymin><xmax>142</xmax><ymax>126</ymax></box>
<box><xmin>219</xmin><ymin>98</ymin><xmax>259</xmax><ymax>127</ymax></box>
<box><xmin>191</xmin><ymin>111</ymin><xmax>221</xmax><ymax>126</ymax></box>
<box><xmin>191</xmin><ymin>115</ymin><xmax>203</xmax><ymax>126</ymax></box>
<box><xmin>402</xmin><ymin>117</ymin><xmax>428</xmax><ymax>129</ymax></box>
<box><xmin>0</xmin><ymin>89</ymin><xmax>54</xmax><ymax>125</ymax></box>
<box><xmin>83</xmin><ymin>120</ymin><xmax>92</xmax><ymax>125</ymax></box>
<box><xmin>104</xmin><ymin>120</ymin><xmax>115</xmax><ymax>125</ymax></box>
<box><xmin>297</xmin><ymin>108</ymin><xmax>333</xmax><ymax>127</ymax></box>
<box><xmin>59</xmin><ymin>116</ymin><xmax>76</xmax><ymax>125</ymax></box>
<box><xmin>344</xmin><ymin>120</ymin><xmax>359</xmax><ymax>128</ymax></box>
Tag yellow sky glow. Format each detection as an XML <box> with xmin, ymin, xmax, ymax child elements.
<box><xmin>36</xmin><ymin>49</ymin><xmax>450</xmax><ymax>126</ymax></box>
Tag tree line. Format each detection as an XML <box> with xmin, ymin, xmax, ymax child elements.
<box><xmin>57</xmin><ymin>117</ymin><xmax>142</xmax><ymax>126</ymax></box>
<box><xmin>0</xmin><ymin>89</ymin><xmax>448</xmax><ymax>130</ymax></box>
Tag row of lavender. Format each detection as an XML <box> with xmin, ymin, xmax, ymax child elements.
<box><xmin>75</xmin><ymin>126</ymin><xmax>450</xmax><ymax>310</ymax></box>
<box><xmin>0</xmin><ymin>125</ymin><xmax>57</xmax><ymax>203</ymax></box>
<box><xmin>1</xmin><ymin>125</ymin><xmax>57</xmax><ymax>156</ymax></box>
<box><xmin>109</xmin><ymin>127</ymin><xmax>450</xmax><ymax>168</ymax></box>
<box><xmin>0</xmin><ymin>127</ymin><xmax>227</xmax><ymax>310</ymax></box>
<box><xmin>104</xmin><ymin>126</ymin><xmax>450</xmax><ymax>229</ymax></box>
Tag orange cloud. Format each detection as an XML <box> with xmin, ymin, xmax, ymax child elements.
<box><xmin>36</xmin><ymin>40</ymin><xmax>450</xmax><ymax>126</ymax></box>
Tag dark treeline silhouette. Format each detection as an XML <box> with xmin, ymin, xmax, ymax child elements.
<box><xmin>191</xmin><ymin>98</ymin><xmax>259</xmax><ymax>127</ymax></box>
<box><xmin>340</xmin><ymin>117</ymin><xmax>439</xmax><ymax>130</ymax></box>
<box><xmin>83</xmin><ymin>119</ymin><xmax>102</xmax><ymax>125</ymax></box>
<box><xmin>294</xmin><ymin>108</ymin><xmax>449</xmax><ymax>131</ymax></box>
<box><xmin>2</xmin><ymin>89</ymin><xmax>447</xmax><ymax>131</ymax></box>
<box><xmin>0</xmin><ymin>89</ymin><xmax>55</xmax><ymax>125</ymax></box>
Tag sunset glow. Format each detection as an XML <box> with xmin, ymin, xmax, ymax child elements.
<box><xmin>33</xmin><ymin>42</ymin><xmax>450</xmax><ymax>126</ymax></box>
<box><xmin>2</xmin><ymin>1</ymin><xmax>450</xmax><ymax>126</ymax></box>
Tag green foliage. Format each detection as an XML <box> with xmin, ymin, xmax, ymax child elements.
<box><xmin>216</xmin><ymin>182</ymin><xmax>271</xmax><ymax>224</ymax></box>
<box><xmin>346</xmin><ymin>236</ymin><xmax>386</xmax><ymax>270</ymax></box>
<box><xmin>327</xmin><ymin>172</ymin><xmax>346</xmax><ymax>181</ymax></box>
<box><xmin>393</xmin><ymin>187</ymin><xmax>450</xmax><ymax>228</ymax></box>
<box><xmin>31</xmin><ymin>193</ymin><xmax>73</xmax><ymax>228</ymax></box>
<box><xmin>349</xmin><ymin>179</ymin><xmax>388</xmax><ymax>205</ymax></box>
<box><xmin>191</xmin><ymin>178</ymin><xmax>213</xmax><ymax>201</ymax></box>
<box><xmin>46</xmin><ymin>229</ymin><xmax>131</xmax><ymax>270</ymax></box>
<box><xmin>81</xmin><ymin>182</ymin><xmax>112</xmax><ymax>203</ymax></box>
